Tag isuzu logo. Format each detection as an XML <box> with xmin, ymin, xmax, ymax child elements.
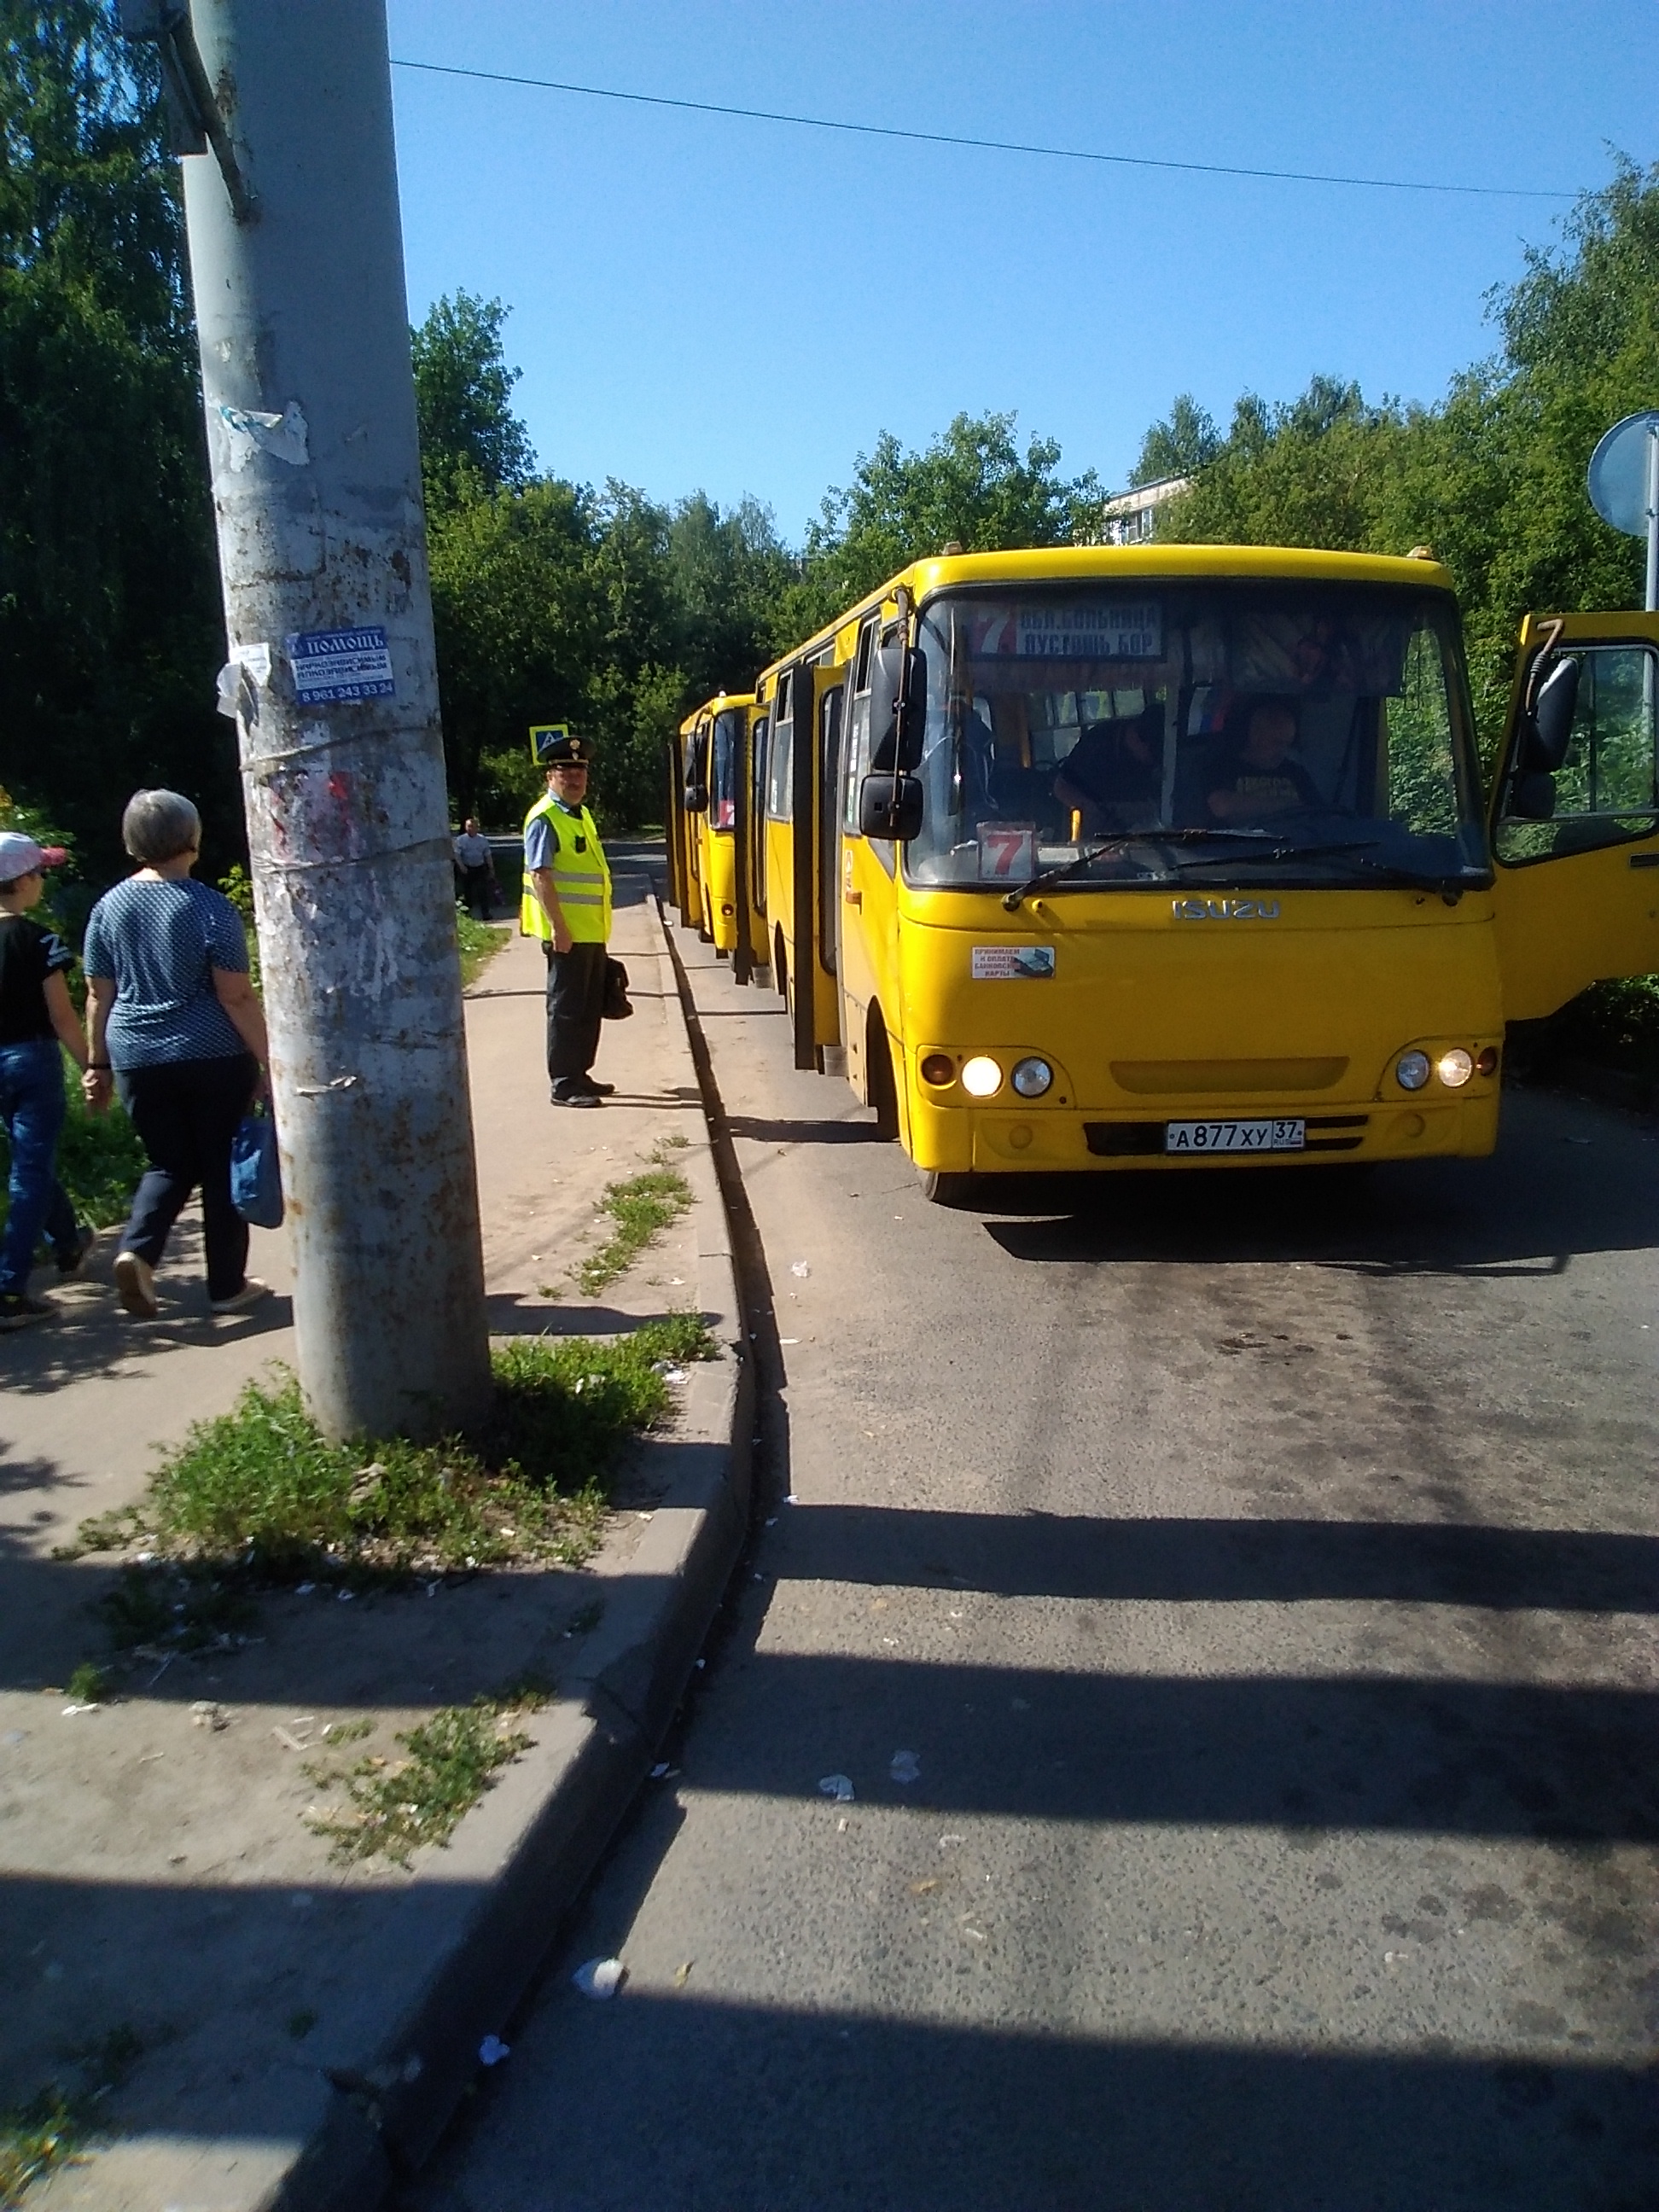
<box><xmin>1172</xmin><ymin>897</ymin><xmax>1281</xmax><ymax>920</ymax></box>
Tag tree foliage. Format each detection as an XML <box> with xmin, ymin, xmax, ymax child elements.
<box><xmin>1131</xmin><ymin>393</ymin><xmax>1219</xmax><ymax>486</ymax></box>
<box><xmin>1149</xmin><ymin>161</ymin><xmax>1659</xmax><ymax>741</ymax></box>
<box><xmin>782</xmin><ymin>411</ymin><xmax>1099</xmax><ymax>641</ymax></box>
<box><xmin>410</xmin><ymin>289</ymin><xmax>534</xmax><ymax>504</ymax></box>
<box><xmin>0</xmin><ymin>0</ymin><xmax>233</xmax><ymax>883</ymax></box>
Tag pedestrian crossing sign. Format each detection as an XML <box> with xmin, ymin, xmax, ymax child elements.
<box><xmin>529</xmin><ymin>723</ymin><xmax>570</xmax><ymax>765</ymax></box>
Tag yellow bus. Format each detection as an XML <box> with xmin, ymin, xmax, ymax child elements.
<box><xmin>743</xmin><ymin>544</ymin><xmax>1659</xmax><ymax>1198</ymax></box>
<box><xmin>671</xmin><ymin>691</ymin><xmax>773</xmax><ymax>976</ymax></box>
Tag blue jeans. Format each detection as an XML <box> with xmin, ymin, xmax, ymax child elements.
<box><xmin>0</xmin><ymin>1039</ymin><xmax>77</xmax><ymax>1296</ymax></box>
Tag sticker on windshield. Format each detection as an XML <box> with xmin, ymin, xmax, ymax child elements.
<box><xmin>972</xmin><ymin>946</ymin><xmax>1056</xmax><ymax>981</ymax></box>
<box><xmin>977</xmin><ymin>824</ymin><xmax>1036</xmax><ymax>879</ymax></box>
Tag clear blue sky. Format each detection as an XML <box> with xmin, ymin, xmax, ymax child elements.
<box><xmin>384</xmin><ymin>0</ymin><xmax>1656</xmax><ymax>540</ymax></box>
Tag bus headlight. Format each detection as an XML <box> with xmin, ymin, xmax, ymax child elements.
<box><xmin>961</xmin><ymin>1056</ymin><xmax>1003</xmax><ymax>1097</ymax></box>
<box><xmin>1395</xmin><ymin>1051</ymin><xmax>1430</xmax><ymax>1091</ymax></box>
<box><xmin>1011</xmin><ymin>1057</ymin><xmax>1053</xmax><ymax>1097</ymax></box>
<box><xmin>1435</xmin><ymin>1047</ymin><xmax>1474</xmax><ymax>1088</ymax></box>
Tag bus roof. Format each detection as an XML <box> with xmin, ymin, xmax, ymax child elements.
<box><xmin>678</xmin><ymin>690</ymin><xmax>757</xmax><ymax>738</ymax></box>
<box><xmin>754</xmin><ymin>544</ymin><xmax>1457</xmax><ymax>689</ymax></box>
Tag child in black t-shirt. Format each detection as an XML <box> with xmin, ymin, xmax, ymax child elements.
<box><xmin>1206</xmin><ymin>700</ymin><xmax>1321</xmax><ymax>823</ymax></box>
<box><xmin>0</xmin><ymin>832</ymin><xmax>92</xmax><ymax>1329</ymax></box>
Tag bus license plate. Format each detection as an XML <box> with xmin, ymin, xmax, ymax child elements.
<box><xmin>1165</xmin><ymin>1117</ymin><xmax>1305</xmax><ymax>1155</ymax></box>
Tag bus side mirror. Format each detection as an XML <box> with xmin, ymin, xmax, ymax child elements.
<box><xmin>869</xmin><ymin>643</ymin><xmax>928</xmax><ymax>771</ymax></box>
<box><xmin>684</xmin><ymin>780</ymin><xmax>708</xmax><ymax>815</ymax></box>
<box><xmin>859</xmin><ymin>772</ymin><xmax>923</xmax><ymax>842</ymax></box>
<box><xmin>1507</xmin><ymin>771</ymin><xmax>1557</xmax><ymax>821</ymax></box>
<box><xmin>1518</xmin><ymin>655</ymin><xmax>1579</xmax><ymax>772</ymax></box>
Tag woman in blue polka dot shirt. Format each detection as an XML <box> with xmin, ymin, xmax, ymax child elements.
<box><xmin>82</xmin><ymin>790</ymin><xmax>271</xmax><ymax>1319</ymax></box>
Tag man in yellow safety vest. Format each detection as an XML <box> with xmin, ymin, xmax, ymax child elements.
<box><xmin>521</xmin><ymin>734</ymin><xmax>614</xmax><ymax>1106</ymax></box>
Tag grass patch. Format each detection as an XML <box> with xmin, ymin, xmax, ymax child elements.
<box><xmin>457</xmin><ymin>909</ymin><xmax>509</xmax><ymax>990</ymax></box>
<box><xmin>575</xmin><ymin>1149</ymin><xmax>693</xmax><ymax>1296</ymax></box>
<box><xmin>0</xmin><ymin>2026</ymin><xmax>145</xmax><ymax>2205</ymax></box>
<box><xmin>302</xmin><ymin>1682</ymin><xmax>550</xmax><ymax>1867</ymax></box>
<box><xmin>65</xmin><ymin>1662</ymin><xmax>109</xmax><ymax>1704</ymax></box>
<box><xmin>65</xmin><ymin>1322</ymin><xmax>718</xmax><ymax>1636</ymax></box>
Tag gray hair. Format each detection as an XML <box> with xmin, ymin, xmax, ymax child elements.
<box><xmin>122</xmin><ymin>789</ymin><xmax>201</xmax><ymax>865</ymax></box>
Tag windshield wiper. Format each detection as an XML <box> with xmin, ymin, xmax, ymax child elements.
<box><xmin>1171</xmin><ymin>839</ymin><xmax>1476</xmax><ymax>897</ymax></box>
<box><xmin>1001</xmin><ymin>828</ymin><xmax>1273</xmax><ymax>911</ymax></box>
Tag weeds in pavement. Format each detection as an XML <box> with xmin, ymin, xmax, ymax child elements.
<box><xmin>456</xmin><ymin>911</ymin><xmax>509</xmax><ymax>990</ymax></box>
<box><xmin>65</xmin><ymin>1662</ymin><xmax>109</xmax><ymax>1704</ymax></box>
<box><xmin>303</xmin><ymin>1682</ymin><xmax>551</xmax><ymax>1867</ymax></box>
<box><xmin>61</xmin><ymin>1324</ymin><xmax>716</xmax><ymax>1666</ymax></box>
<box><xmin>0</xmin><ymin>2089</ymin><xmax>75</xmax><ymax>2206</ymax></box>
<box><xmin>574</xmin><ymin>1145</ymin><xmax>693</xmax><ymax>1295</ymax></box>
<box><xmin>0</xmin><ymin>2027</ymin><xmax>146</xmax><ymax>2206</ymax></box>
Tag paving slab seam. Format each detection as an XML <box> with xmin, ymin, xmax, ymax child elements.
<box><xmin>250</xmin><ymin>902</ymin><xmax>752</xmax><ymax>2209</ymax></box>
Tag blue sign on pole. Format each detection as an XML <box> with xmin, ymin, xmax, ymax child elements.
<box><xmin>286</xmin><ymin>625</ymin><xmax>397</xmax><ymax>704</ymax></box>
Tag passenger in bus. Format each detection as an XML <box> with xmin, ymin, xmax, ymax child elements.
<box><xmin>1053</xmin><ymin>712</ymin><xmax>1161</xmax><ymax>834</ymax></box>
<box><xmin>1205</xmin><ymin>700</ymin><xmax>1320</xmax><ymax>822</ymax></box>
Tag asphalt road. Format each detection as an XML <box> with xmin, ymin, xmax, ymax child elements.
<box><xmin>416</xmin><ymin>924</ymin><xmax>1659</xmax><ymax>2212</ymax></box>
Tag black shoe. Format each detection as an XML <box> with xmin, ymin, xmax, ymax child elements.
<box><xmin>0</xmin><ymin>1292</ymin><xmax>54</xmax><ymax>1331</ymax></box>
<box><xmin>551</xmin><ymin>1088</ymin><xmax>602</xmax><ymax>1109</ymax></box>
<box><xmin>54</xmin><ymin>1225</ymin><xmax>96</xmax><ymax>1276</ymax></box>
<box><xmin>585</xmin><ymin>1080</ymin><xmax>616</xmax><ymax>1097</ymax></box>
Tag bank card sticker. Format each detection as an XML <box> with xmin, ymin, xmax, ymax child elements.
<box><xmin>971</xmin><ymin>945</ymin><xmax>1056</xmax><ymax>981</ymax></box>
<box><xmin>977</xmin><ymin>823</ymin><xmax>1036</xmax><ymax>879</ymax></box>
<box><xmin>1016</xmin><ymin>603</ymin><xmax>1161</xmax><ymax>660</ymax></box>
<box><xmin>287</xmin><ymin>625</ymin><xmax>395</xmax><ymax>704</ymax></box>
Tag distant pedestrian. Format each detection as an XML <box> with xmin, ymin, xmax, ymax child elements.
<box><xmin>452</xmin><ymin>816</ymin><xmax>497</xmax><ymax>919</ymax></box>
<box><xmin>82</xmin><ymin>790</ymin><xmax>271</xmax><ymax>1319</ymax></box>
<box><xmin>521</xmin><ymin>736</ymin><xmax>614</xmax><ymax>1107</ymax></box>
<box><xmin>0</xmin><ymin>832</ymin><xmax>93</xmax><ymax>1330</ymax></box>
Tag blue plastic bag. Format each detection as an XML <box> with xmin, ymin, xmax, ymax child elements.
<box><xmin>230</xmin><ymin>1106</ymin><xmax>284</xmax><ymax>1230</ymax></box>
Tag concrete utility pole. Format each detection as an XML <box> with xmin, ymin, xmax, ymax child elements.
<box><xmin>154</xmin><ymin>0</ymin><xmax>492</xmax><ymax>1437</ymax></box>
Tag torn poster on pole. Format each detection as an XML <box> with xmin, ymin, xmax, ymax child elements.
<box><xmin>286</xmin><ymin>625</ymin><xmax>396</xmax><ymax>704</ymax></box>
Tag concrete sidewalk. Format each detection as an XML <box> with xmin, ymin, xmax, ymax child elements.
<box><xmin>0</xmin><ymin>849</ymin><xmax>750</xmax><ymax>2209</ymax></box>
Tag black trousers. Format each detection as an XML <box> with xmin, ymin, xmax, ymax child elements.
<box><xmin>544</xmin><ymin>941</ymin><xmax>608</xmax><ymax>1092</ymax></box>
<box><xmin>460</xmin><ymin>864</ymin><xmax>493</xmax><ymax>918</ymax></box>
<box><xmin>115</xmin><ymin>1052</ymin><xmax>259</xmax><ymax>1301</ymax></box>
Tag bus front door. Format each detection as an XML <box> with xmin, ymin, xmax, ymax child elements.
<box><xmin>1490</xmin><ymin>611</ymin><xmax>1659</xmax><ymax>1020</ymax></box>
<box><xmin>789</xmin><ymin>661</ymin><xmax>847</xmax><ymax>1068</ymax></box>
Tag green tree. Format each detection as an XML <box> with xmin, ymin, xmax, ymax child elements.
<box><xmin>1130</xmin><ymin>393</ymin><xmax>1219</xmax><ymax>486</ymax></box>
<box><xmin>1146</xmin><ymin>162</ymin><xmax>1659</xmax><ymax>743</ymax></box>
<box><xmin>410</xmin><ymin>290</ymin><xmax>534</xmax><ymax>508</ymax></box>
<box><xmin>784</xmin><ymin>410</ymin><xmax>1099</xmax><ymax>638</ymax></box>
<box><xmin>0</xmin><ymin>1</ymin><xmax>233</xmax><ymax>885</ymax></box>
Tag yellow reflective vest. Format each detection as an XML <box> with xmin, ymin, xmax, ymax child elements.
<box><xmin>521</xmin><ymin>795</ymin><xmax>612</xmax><ymax>943</ymax></box>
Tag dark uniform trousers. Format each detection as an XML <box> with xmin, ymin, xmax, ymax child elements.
<box><xmin>544</xmin><ymin>940</ymin><xmax>608</xmax><ymax>1093</ymax></box>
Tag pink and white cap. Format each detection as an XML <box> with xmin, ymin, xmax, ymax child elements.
<box><xmin>0</xmin><ymin>831</ymin><xmax>68</xmax><ymax>879</ymax></box>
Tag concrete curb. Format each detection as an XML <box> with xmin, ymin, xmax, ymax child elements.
<box><xmin>276</xmin><ymin>895</ymin><xmax>752</xmax><ymax>2207</ymax></box>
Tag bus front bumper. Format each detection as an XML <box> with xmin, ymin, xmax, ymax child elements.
<box><xmin>906</xmin><ymin>1091</ymin><xmax>1501</xmax><ymax>1173</ymax></box>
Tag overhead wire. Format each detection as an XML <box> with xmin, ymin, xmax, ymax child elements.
<box><xmin>389</xmin><ymin>56</ymin><xmax>1574</xmax><ymax>203</ymax></box>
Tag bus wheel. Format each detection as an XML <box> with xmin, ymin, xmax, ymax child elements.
<box><xmin>775</xmin><ymin>929</ymin><xmax>790</xmax><ymax>1010</ymax></box>
<box><xmin>920</xmin><ymin>1169</ymin><xmax>973</xmax><ymax>1205</ymax></box>
<box><xmin>867</xmin><ymin>1011</ymin><xmax>900</xmax><ymax>1142</ymax></box>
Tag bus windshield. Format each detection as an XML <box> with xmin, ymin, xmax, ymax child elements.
<box><xmin>903</xmin><ymin>583</ymin><xmax>1489</xmax><ymax>893</ymax></box>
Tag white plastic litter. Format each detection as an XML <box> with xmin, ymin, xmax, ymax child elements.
<box><xmin>295</xmin><ymin>1582</ymin><xmax>315</xmax><ymax>1596</ymax></box>
<box><xmin>61</xmin><ymin>1703</ymin><xmax>97</xmax><ymax>1717</ymax></box>
<box><xmin>890</xmin><ymin>1750</ymin><xmax>921</xmax><ymax>1784</ymax></box>
<box><xmin>818</xmin><ymin>1773</ymin><xmax>855</xmax><ymax>1803</ymax></box>
<box><xmin>478</xmin><ymin>2034</ymin><xmax>511</xmax><ymax>2064</ymax></box>
<box><xmin>573</xmin><ymin>1958</ymin><xmax>625</xmax><ymax>2000</ymax></box>
<box><xmin>650</xmin><ymin>1761</ymin><xmax>671</xmax><ymax>1778</ymax></box>
<box><xmin>790</xmin><ymin>1260</ymin><xmax>811</xmax><ymax>1278</ymax></box>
